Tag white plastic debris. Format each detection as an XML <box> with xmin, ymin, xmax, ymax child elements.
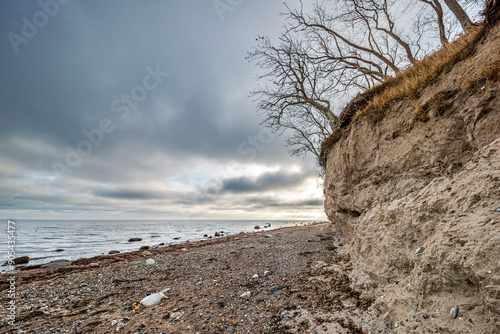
<box><xmin>140</xmin><ymin>292</ymin><xmax>166</xmax><ymax>306</ymax></box>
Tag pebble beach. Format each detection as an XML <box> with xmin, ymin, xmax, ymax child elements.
<box><xmin>0</xmin><ymin>223</ymin><xmax>381</xmax><ymax>333</ymax></box>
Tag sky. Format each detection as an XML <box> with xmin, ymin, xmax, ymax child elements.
<box><xmin>0</xmin><ymin>0</ymin><xmax>328</xmax><ymax>220</ymax></box>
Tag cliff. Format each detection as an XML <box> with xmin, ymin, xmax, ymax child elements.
<box><xmin>322</xmin><ymin>7</ymin><xmax>500</xmax><ymax>334</ymax></box>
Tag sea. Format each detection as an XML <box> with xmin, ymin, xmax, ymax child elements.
<box><xmin>0</xmin><ymin>220</ymin><xmax>316</xmax><ymax>270</ymax></box>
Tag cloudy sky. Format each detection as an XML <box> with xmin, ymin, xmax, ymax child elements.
<box><xmin>0</xmin><ymin>0</ymin><xmax>327</xmax><ymax>220</ymax></box>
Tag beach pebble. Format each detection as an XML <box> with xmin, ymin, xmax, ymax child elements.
<box><xmin>422</xmin><ymin>314</ymin><xmax>430</xmax><ymax>319</ymax></box>
<box><xmin>415</xmin><ymin>247</ymin><xmax>424</xmax><ymax>255</ymax></box>
<box><xmin>394</xmin><ymin>321</ymin><xmax>404</xmax><ymax>328</ymax></box>
<box><xmin>139</xmin><ymin>246</ymin><xmax>150</xmax><ymax>250</ymax></box>
<box><xmin>264</xmin><ymin>234</ymin><xmax>273</xmax><ymax>238</ymax></box>
<box><xmin>496</xmin><ymin>206</ymin><xmax>500</xmax><ymax>212</ymax></box>
<box><xmin>269</xmin><ymin>286</ymin><xmax>280</xmax><ymax>293</ymax></box>
<box><xmin>203</xmin><ymin>234</ymin><xmax>208</xmax><ymax>237</ymax></box>
<box><xmin>254</xmin><ymin>225</ymin><xmax>260</xmax><ymax>230</ymax></box>
<box><xmin>251</xmin><ymin>274</ymin><xmax>259</xmax><ymax>280</ymax></box>
<box><xmin>143</xmin><ymin>251</ymin><xmax>152</xmax><ymax>256</ymax></box>
<box><xmin>140</xmin><ymin>292</ymin><xmax>166</xmax><ymax>306</ymax></box>
<box><xmin>170</xmin><ymin>311</ymin><xmax>184</xmax><ymax>319</ymax></box>
<box><xmin>240</xmin><ymin>291</ymin><xmax>251</xmax><ymax>299</ymax></box>
<box><xmin>108</xmin><ymin>250</ymin><xmax>120</xmax><ymax>254</ymax></box>
<box><xmin>215</xmin><ymin>232</ymin><xmax>221</xmax><ymax>237</ymax></box>
<box><xmin>128</xmin><ymin>238</ymin><xmax>142</xmax><ymax>242</ymax></box>
<box><xmin>450</xmin><ymin>306</ymin><xmax>459</xmax><ymax>319</ymax></box>
<box><xmin>264</xmin><ymin>270</ymin><xmax>271</xmax><ymax>277</ymax></box>
<box><xmin>145</xmin><ymin>259</ymin><xmax>155</xmax><ymax>265</ymax></box>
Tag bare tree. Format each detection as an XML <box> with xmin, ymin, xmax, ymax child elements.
<box><xmin>248</xmin><ymin>0</ymin><xmax>477</xmax><ymax>162</ymax></box>
<box><xmin>420</xmin><ymin>0</ymin><xmax>450</xmax><ymax>45</ymax></box>
<box><xmin>442</xmin><ymin>0</ymin><xmax>473</xmax><ymax>29</ymax></box>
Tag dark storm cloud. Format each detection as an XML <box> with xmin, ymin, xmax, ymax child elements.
<box><xmin>0</xmin><ymin>0</ymin><xmax>325</xmax><ymax>219</ymax></box>
<box><xmin>220</xmin><ymin>170</ymin><xmax>309</xmax><ymax>193</ymax></box>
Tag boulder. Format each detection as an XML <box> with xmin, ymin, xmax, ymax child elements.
<box><xmin>3</xmin><ymin>256</ymin><xmax>30</xmax><ymax>266</ymax></box>
<box><xmin>128</xmin><ymin>238</ymin><xmax>142</xmax><ymax>242</ymax></box>
<box><xmin>40</xmin><ymin>260</ymin><xmax>72</xmax><ymax>268</ymax></box>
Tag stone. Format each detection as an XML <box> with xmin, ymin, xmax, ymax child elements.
<box><xmin>145</xmin><ymin>259</ymin><xmax>155</xmax><ymax>265</ymax></box>
<box><xmin>497</xmin><ymin>206</ymin><xmax>500</xmax><ymax>212</ymax></box>
<box><xmin>3</xmin><ymin>256</ymin><xmax>30</xmax><ymax>266</ymax></box>
<box><xmin>415</xmin><ymin>247</ymin><xmax>424</xmax><ymax>255</ymax></box>
<box><xmin>214</xmin><ymin>232</ymin><xmax>221</xmax><ymax>237</ymax></box>
<box><xmin>269</xmin><ymin>286</ymin><xmax>280</xmax><ymax>293</ymax></box>
<box><xmin>173</xmin><ymin>237</ymin><xmax>180</xmax><ymax>240</ymax></box>
<box><xmin>140</xmin><ymin>292</ymin><xmax>166</xmax><ymax>306</ymax></box>
<box><xmin>203</xmin><ymin>234</ymin><xmax>208</xmax><ymax>238</ymax></box>
<box><xmin>55</xmin><ymin>249</ymin><xmax>64</xmax><ymax>252</ymax></box>
<box><xmin>264</xmin><ymin>234</ymin><xmax>273</xmax><ymax>238</ymax></box>
<box><xmin>40</xmin><ymin>260</ymin><xmax>72</xmax><ymax>268</ymax></box>
<box><xmin>240</xmin><ymin>291</ymin><xmax>251</xmax><ymax>299</ymax></box>
<box><xmin>450</xmin><ymin>306</ymin><xmax>459</xmax><ymax>319</ymax></box>
<box><xmin>108</xmin><ymin>250</ymin><xmax>120</xmax><ymax>254</ymax></box>
<box><xmin>422</xmin><ymin>314</ymin><xmax>430</xmax><ymax>319</ymax></box>
<box><xmin>447</xmin><ymin>162</ymin><xmax>461</xmax><ymax>174</ymax></box>
<box><xmin>251</xmin><ymin>274</ymin><xmax>259</xmax><ymax>279</ymax></box>
<box><xmin>139</xmin><ymin>246</ymin><xmax>150</xmax><ymax>250</ymax></box>
<box><xmin>143</xmin><ymin>251</ymin><xmax>152</xmax><ymax>256</ymax></box>
<box><xmin>170</xmin><ymin>311</ymin><xmax>184</xmax><ymax>319</ymax></box>
<box><xmin>394</xmin><ymin>321</ymin><xmax>404</xmax><ymax>328</ymax></box>
<box><xmin>254</xmin><ymin>225</ymin><xmax>260</xmax><ymax>230</ymax></box>
<box><xmin>264</xmin><ymin>270</ymin><xmax>271</xmax><ymax>277</ymax></box>
<box><xmin>128</xmin><ymin>238</ymin><xmax>142</xmax><ymax>242</ymax></box>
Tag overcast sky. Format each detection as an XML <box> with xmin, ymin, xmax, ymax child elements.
<box><xmin>0</xmin><ymin>0</ymin><xmax>327</xmax><ymax>220</ymax></box>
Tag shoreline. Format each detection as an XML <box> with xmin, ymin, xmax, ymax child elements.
<box><xmin>0</xmin><ymin>222</ymin><xmax>325</xmax><ymax>287</ymax></box>
<box><xmin>0</xmin><ymin>221</ymin><xmax>386</xmax><ymax>333</ymax></box>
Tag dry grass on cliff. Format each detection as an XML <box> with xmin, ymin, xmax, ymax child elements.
<box><xmin>355</xmin><ymin>24</ymin><xmax>485</xmax><ymax>122</ymax></box>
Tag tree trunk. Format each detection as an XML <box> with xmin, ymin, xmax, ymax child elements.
<box><xmin>441</xmin><ymin>0</ymin><xmax>473</xmax><ymax>31</ymax></box>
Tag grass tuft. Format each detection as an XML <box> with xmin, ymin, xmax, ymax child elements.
<box><xmin>356</xmin><ymin>24</ymin><xmax>485</xmax><ymax>122</ymax></box>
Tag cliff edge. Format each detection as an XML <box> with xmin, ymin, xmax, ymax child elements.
<box><xmin>323</xmin><ymin>6</ymin><xmax>500</xmax><ymax>333</ymax></box>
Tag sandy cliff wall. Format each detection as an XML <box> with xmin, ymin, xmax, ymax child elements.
<box><xmin>323</xmin><ymin>16</ymin><xmax>500</xmax><ymax>333</ymax></box>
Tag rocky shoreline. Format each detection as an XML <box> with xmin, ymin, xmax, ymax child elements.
<box><xmin>0</xmin><ymin>223</ymin><xmax>388</xmax><ymax>334</ymax></box>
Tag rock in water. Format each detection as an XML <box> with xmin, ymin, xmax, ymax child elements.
<box><xmin>254</xmin><ymin>225</ymin><xmax>260</xmax><ymax>230</ymax></box>
<box><xmin>108</xmin><ymin>250</ymin><xmax>120</xmax><ymax>254</ymax></box>
<box><xmin>3</xmin><ymin>256</ymin><xmax>30</xmax><ymax>266</ymax></box>
<box><xmin>214</xmin><ymin>232</ymin><xmax>221</xmax><ymax>237</ymax></box>
<box><xmin>139</xmin><ymin>246</ymin><xmax>150</xmax><ymax>250</ymax></box>
<box><xmin>450</xmin><ymin>306</ymin><xmax>459</xmax><ymax>319</ymax></box>
<box><xmin>40</xmin><ymin>260</ymin><xmax>72</xmax><ymax>268</ymax></box>
<box><xmin>128</xmin><ymin>238</ymin><xmax>142</xmax><ymax>242</ymax></box>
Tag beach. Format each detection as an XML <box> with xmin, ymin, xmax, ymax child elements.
<box><xmin>0</xmin><ymin>222</ymin><xmax>380</xmax><ymax>333</ymax></box>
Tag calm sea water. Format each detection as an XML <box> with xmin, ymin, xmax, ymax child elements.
<box><xmin>0</xmin><ymin>220</ymin><xmax>314</xmax><ymax>269</ymax></box>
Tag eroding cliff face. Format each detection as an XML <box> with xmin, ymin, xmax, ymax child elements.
<box><xmin>323</xmin><ymin>20</ymin><xmax>500</xmax><ymax>333</ymax></box>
